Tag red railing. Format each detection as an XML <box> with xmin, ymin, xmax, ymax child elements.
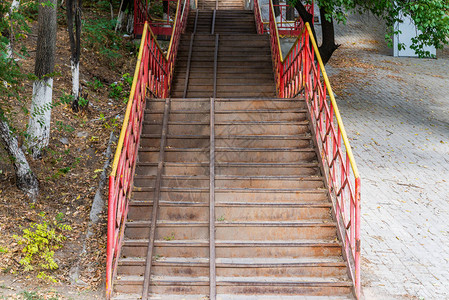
<box><xmin>253</xmin><ymin>0</ymin><xmax>313</xmax><ymax>36</ymax></box>
<box><xmin>264</xmin><ymin>0</ymin><xmax>361</xmax><ymax>298</ymax></box>
<box><xmin>134</xmin><ymin>0</ymin><xmax>149</xmax><ymax>35</ymax></box>
<box><xmin>273</xmin><ymin>2</ymin><xmax>313</xmax><ymax>36</ymax></box>
<box><xmin>106</xmin><ymin>0</ymin><xmax>189</xmax><ymax>297</ymax></box>
<box><xmin>253</xmin><ymin>0</ymin><xmax>264</xmax><ymax>34</ymax></box>
<box><xmin>134</xmin><ymin>0</ymin><xmax>177</xmax><ymax>36</ymax></box>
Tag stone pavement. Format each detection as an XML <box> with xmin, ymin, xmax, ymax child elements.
<box><xmin>323</xmin><ymin>12</ymin><xmax>449</xmax><ymax>300</ymax></box>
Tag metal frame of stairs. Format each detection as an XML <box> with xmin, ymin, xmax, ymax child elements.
<box><xmin>106</xmin><ymin>0</ymin><xmax>361</xmax><ymax>298</ymax></box>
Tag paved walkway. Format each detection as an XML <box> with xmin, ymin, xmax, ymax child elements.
<box><xmin>324</xmin><ymin>12</ymin><xmax>449</xmax><ymax>300</ymax></box>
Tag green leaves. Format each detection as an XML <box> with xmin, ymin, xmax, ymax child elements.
<box><xmin>305</xmin><ymin>0</ymin><xmax>449</xmax><ymax>57</ymax></box>
<box><xmin>13</xmin><ymin>212</ymin><xmax>72</xmax><ymax>282</ymax></box>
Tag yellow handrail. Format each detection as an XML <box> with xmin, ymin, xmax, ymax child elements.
<box><xmin>167</xmin><ymin>0</ymin><xmax>187</xmax><ymax>58</ymax></box>
<box><xmin>269</xmin><ymin>0</ymin><xmax>284</xmax><ymax>62</ymax></box>
<box><xmin>110</xmin><ymin>0</ymin><xmax>187</xmax><ymax>176</ymax></box>
<box><xmin>110</xmin><ymin>22</ymin><xmax>149</xmax><ymax>176</ymax></box>
<box><xmin>305</xmin><ymin>22</ymin><xmax>360</xmax><ymax>178</ymax></box>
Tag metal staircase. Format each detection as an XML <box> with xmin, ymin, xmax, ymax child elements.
<box><xmin>107</xmin><ymin>0</ymin><xmax>361</xmax><ymax>299</ymax></box>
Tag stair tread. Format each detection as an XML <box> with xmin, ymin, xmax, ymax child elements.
<box><xmin>135</xmin><ymin>174</ymin><xmax>322</xmax><ymax>179</ymax></box>
<box><xmin>129</xmin><ymin>200</ymin><xmax>331</xmax><ymax>207</ymax></box>
<box><xmin>143</xmin><ymin>121</ymin><xmax>307</xmax><ymax>125</ymax></box>
<box><xmin>114</xmin><ymin>295</ymin><xmax>353</xmax><ymax>300</ymax></box>
<box><xmin>124</xmin><ymin>239</ymin><xmax>342</xmax><ymax>246</ymax></box>
<box><xmin>119</xmin><ymin>256</ymin><xmax>345</xmax><ymax>265</ymax></box>
<box><xmin>127</xmin><ymin>220</ymin><xmax>335</xmax><ymax>226</ymax></box>
<box><xmin>140</xmin><ymin>134</ymin><xmax>312</xmax><ymax>139</ymax></box>
<box><xmin>139</xmin><ymin>147</ymin><xmax>316</xmax><ymax>152</ymax></box>
<box><xmin>116</xmin><ymin>275</ymin><xmax>352</xmax><ymax>285</ymax></box>
<box><xmin>133</xmin><ymin>187</ymin><xmax>326</xmax><ymax>192</ymax></box>
<box><xmin>137</xmin><ymin>162</ymin><xmax>318</xmax><ymax>166</ymax></box>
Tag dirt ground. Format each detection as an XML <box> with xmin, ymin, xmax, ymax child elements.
<box><xmin>0</xmin><ymin>2</ymin><xmax>137</xmax><ymax>299</ymax></box>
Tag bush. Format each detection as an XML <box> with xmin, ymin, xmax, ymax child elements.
<box><xmin>13</xmin><ymin>212</ymin><xmax>72</xmax><ymax>282</ymax></box>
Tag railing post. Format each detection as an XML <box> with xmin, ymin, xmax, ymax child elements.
<box><xmin>106</xmin><ymin>175</ymin><xmax>115</xmax><ymax>299</ymax></box>
<box><xmin>280</xmin><ymin>63</ymin><xmax>284</xmax><ymax>98</ymax></box>
<box><xmin>355</xmin><ymin>177</ymin><xmax>361</xmax><ymax>299</ymax></box>
<box><xmin>268</xmin><ymin>21</ymin><xmax>362</xmax><ymax>299</ymax></box>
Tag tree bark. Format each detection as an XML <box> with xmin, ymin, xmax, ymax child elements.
<box><xmin>66</xmin><ymin>0</ymin><xmax>82</xmax><ymax>112</ymax></box>
<box><xmin>0</xmin><ymin>1</ymin><xmax>39</xmax><ymax>200</ymax></box>
<box><xmin>294</xmin><ymin>1</ymin><xmax>313</xmax><ymax>26</ymax></box>
<box><xmin>0</xmin><ymin>113</ymin><xmax>39</xmax><ymax>201</ymax></box>
<box><xmin>318</xmin><ymin>7</ymin><xmax>339</xmax><ymax>65</ymax></box>
<box><xmin>294</xmin><ymin>1</ymin><xmax>339</xmax><ymax>65</ymax></box>
<box><xmin>26</xmin><ymin>0</ymin><xmax>57</xmax><ymax>159</ymax></box>
<box><xmin>5</xmin><ymin>0</ymin><xmax>20</xmax><ymax>59</ymax></box>
<box><xmin>272</xmin><ymin>0</ymin><xmax>280</xmax><ymax>18</ymax></box>
<box><xmin>115</xmin><ymin>0</ymin><xmax>133</xmax><ymax>33</ymax></box>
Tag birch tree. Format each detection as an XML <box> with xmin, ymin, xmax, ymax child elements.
<box><xmin>66</xmin><ymin>0</ymin><xmax>82</xmax><ymax>112</ymax></box>
<box><xmin>115</xmin><ymin>0</ymin><xmax>133</xmax><ymax>33</ymax></box>
<box><xmin>0</xmin><ymin>116</ymin><xmax>39</xmax><ymax>200</ymax></box>
<box><xmin>0</xmin><ymin>1</ymin><xmax>39</xmax><ymax>199</ymax></box>
<box><xmin>5</xmin><ymin>0</ymin><xmax>20</xmax><ymax>59</ymax></box>
<box><xmin>26</xmin><ymin>0</ymin><xmax>57</xmax><ymax>158</ymax></box>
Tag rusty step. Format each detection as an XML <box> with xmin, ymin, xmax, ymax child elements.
<box><xmin>176</xmin><ymin>60</ymin><xmax>272</xmax><ymax>68</ymax></box>
<box><xmin>121</xmin><ymin>239</ymin><xmax>343</xmax><ymax>259</ymax></box>
<box><xmin>174</xmin><ymin>68</ymin><xmax>274</xmax><ymax>77</ymax></box>
<box><xmin>133</xmin><ymin>174</ymin><xmax>324</xmax><ymax>189</ymax></box>
<box><xmin>117</xmin><ymin>256</ymin><xmax>346</xmax><ymax>278</ymax></box>
<box><xmin>114</xmin><ymin>275</ymin><xmax>352</xmax><ymax>296</ymax></box>
<box><xmin>128</xmin><ymin>200</ymin><xmax>331</xmax><ymax>222</ymax></box>
<box><xmin>178</xmin><ymin>40</ymin><xmax>270</xmax><ymax>47</ymax></box>
<box><xmin>139</xmin><ymin>134</ymin><xmax>312</xmax><ymax>148</ymax></box>
<box><xmin>178</xmin><ymin>45</ymin><xmax>272</xmax><ymax>52</ymax></box>
<box><xmin>172</xmin><ymin>89</ymin><xmax>277</xmax><ymax>99</ymax></box>
<box><xmin>174</xmin><ymin>66</ymin><xmax>272</xmax><ymax>76</ymax></box>
<box><xmin>214</xmin><ymin>98</ymin><xmax>307</xmax><ymax>109</ymax></box>
<box><xmin>124</xmin><ymin>220</ymin><xmax>336</xmax><ymax>241</ymax></box>
<box><xmin>177</xmin><ymin>55</ymin><xmax>272</xmax><ymax>62</ymax></box>
<box><xmin>138</xmin><ymin>148</ymin><xmax>317</xmax><ymax>163</ymax></box>
<box><xmin>136</xmin><ymin>161</ymin><xmax>319</xmax><ymax>176</ymax></box>
<box><xmin>146</xmin><ymin>99</ymin><xmax>210</xmax><ymax>111</ymax></box>
<box><xmin>171</xmin><ymin>91</ymin><xmax>277</xmax><ymax>98</ymax></box>
<box><xmin>177</xmin><ymin>52</ymin><xmax>272</xmax><ymax>60</ymax></box>
<box><xmin>131</xmin><ymin>187</ymin><xmax>328</xmax><ymax>203</ymax></box>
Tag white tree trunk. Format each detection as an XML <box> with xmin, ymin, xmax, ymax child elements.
<box><xmin>116</xmin><ymin>11</ymin><xmax>125</xmax><ymax>32</ymax></box>
<box><xmin>27</xmin><ymin>78</ymin><xmax>53</xmax><ymax>158</ymax></box>
<box><xmin>5</xmin><ymin>0</ymin><xmax>20</xmax><ymax>59</ymax></box>
<box><xmin>126</xmin><ymin>13</ymin><xmax>134</xmax><ymax>34</ymax></box>
<box><xmin>71</xmin><ymin>59</ymin><xmax>80</xmax><ymax>99</ymax></box>
<box><xmin>0</xmin><ymin>119</ymin><xmax>39</xmax><ymax>200</ymax></box>
<box><xmin>10</xmin><ymin>0</ymin><xmax>20</xmax><ymax>11</ymax></box>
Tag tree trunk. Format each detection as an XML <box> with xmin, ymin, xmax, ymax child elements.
<box><xmin>115</xmin><ymin>0</ymin><xmax>133</xmax><ymax>33</ymax></box>
<box><xmin>0</xmin><ymin>113</ymin><xmax>39</xmax><ymax>201</ymax></box>
<box><xmin>0</xmin><ymin>1</ymin><xmax>39</xmax><ymax>200</ymax></box>
<box><xmin>5</xmin><ymin>0</ymin><xmax>20</xmax><ymax>59</ymax></box>
<box><xmin>66</xmin><ymin>0</ymin><xmax>82</xmax><ymax>112</ymax></box>
<box><xmin>26</xmin><ymin>0</ymin><xmax>57</xmax><ymax>159</ymax></box>
<box><xmin>294</xmin><ymin>1</ymin><xmax>313</xmax><ymax>25</ymax></box>
<box><xmin>294</xmin><ymin>2</ymin><xmax>338</xmax><ymax>65</ymax></box>
<box><xmin>272</xmin><ymin>0</ymin><xmax>280</xmax><ymax>19</ymax></box>
<box><xmin>318</xmin><ymin>7</ymin><xmax>339</xmax><ymax>65</ymax></box>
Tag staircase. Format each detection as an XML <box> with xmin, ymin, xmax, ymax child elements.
<box><xmin>171</xmin><ymin>9</ymin><xmax>275</xmax><ymax>98</ymax></box>
<box><xmin>111</xmin><ymin>0</ymin><xmax>355</xmax><ymax>299</ymax></box>
<box><xmin>199</xmin><ymin>0</ymin><xmax>245</xmax><ymax>10</ymax></box>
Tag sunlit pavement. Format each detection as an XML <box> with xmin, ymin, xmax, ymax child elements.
<box><xmin>325</xmin><ymin>12</ymin><xmax>449</xmax><ymax>299</ymax></box>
